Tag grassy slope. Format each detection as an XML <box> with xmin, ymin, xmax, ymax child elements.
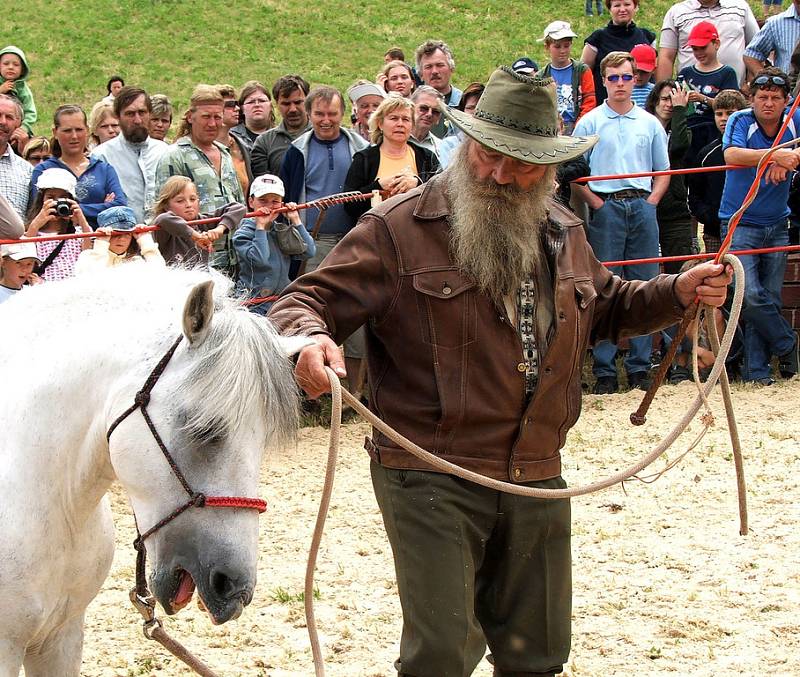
<box><xmin>4</xmin><ymin>0</ymin><xmax>762</xmax><ymax>135</ymax></box>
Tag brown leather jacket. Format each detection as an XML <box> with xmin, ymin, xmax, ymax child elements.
<box><xmin>269</xmin><ymin>174</ymin><xmax>684</xmax><ymax>482</ymax></box>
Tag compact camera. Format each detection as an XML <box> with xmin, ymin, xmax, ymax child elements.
<box><xmin>54</xmin><ymin>199</ymin><xmax>73</xmax><ymax>218</ymax></box>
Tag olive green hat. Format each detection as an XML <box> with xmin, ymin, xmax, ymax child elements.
<box><xmin>441</xmin><ymin>66</ymin><xmax>598</xmax><ymax>165</ymax></box>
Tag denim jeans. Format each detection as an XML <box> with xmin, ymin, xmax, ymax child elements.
<box><xmin>585</xmin><ymin>0</ymin><xmax>603</xmax><ymax>13</ymax></box>
<box><xmin>721</xmin><ymin>220</ymin><xmax>794</xmax><ymax>381</ymax></box>
<box><xmin>588</xmin><ymin>196</ymin><xmax>660</xmax><ymax>378</ymax></box>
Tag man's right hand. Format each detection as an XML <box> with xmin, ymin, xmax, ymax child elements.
<box><xmin>588</xmin><ymin>193</ymin><xmax>605</xmax><ymax>211</ymax></box>
<box><xmin>295</xmin><ymin>334</ymin><xmax>347</xmax><ymax>398</ymax></box>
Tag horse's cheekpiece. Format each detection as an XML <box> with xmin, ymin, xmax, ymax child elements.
<box><xmin>106</xmin><ymin>335</ymin><xmax>268</xmax><ymax>627</ymax></box>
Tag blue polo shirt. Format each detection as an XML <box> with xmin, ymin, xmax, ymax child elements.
<box><xmin>573</xmin><ymin>102</ymin><xmax>669</xmax><ymax>194</ymax></box>
<box><xmin>719</xmin><ymin>107</ymin><xmax>800</xmax><ymax>226</ymax></box>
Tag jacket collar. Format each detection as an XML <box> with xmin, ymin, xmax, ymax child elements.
<box><xmin>413</xmin><ymin>173</ymin><xmax>451</xmax><ymax>220</ymax></box>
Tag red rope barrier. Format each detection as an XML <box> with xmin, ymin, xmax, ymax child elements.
<box><xmin>242</xmin><ymin>295</ymin><xmax>279</xmax><ymax>306</ymax></box>
<box><xmin>602</xmin><ymin>243</ymin><xmax>800</xmax><ymax>268</ymax></box>
<box><xmin>571</xmin><ymin>164</ymin><xmax>744</xmax><ymax>183</ymax></box>
<box><xmin>0</xmin><ymin>192</ymin><xmax>375</xmax><ymax>246</ymax></box>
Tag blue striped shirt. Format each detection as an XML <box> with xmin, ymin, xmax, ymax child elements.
<box><xmin>719</xmin><ymin>106</ymin><xmax>800</xmax><ymax>225</ymax></box>
<box><xmin>743</xmin><ymin>5</ymin><xmax>800</xmax><ymax>73</ymax></box>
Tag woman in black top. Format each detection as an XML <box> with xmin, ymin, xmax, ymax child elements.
<box><xmin>581</xmin><ymin>0</ymin><xmax>656</xmax><ymax>104</ymax></box>
<box><xmin>344</xmin><ymin>94</ymin><xmax>439</xmax><ymax>220</ymax></box>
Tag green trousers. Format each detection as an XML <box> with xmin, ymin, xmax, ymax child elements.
<box><xmin>370</xmin><ymin>462</ymin><xmax>572</xmax><ymax>677</ymax></box>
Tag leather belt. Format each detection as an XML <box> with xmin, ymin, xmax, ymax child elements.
<box><xmin>595</xmin><ymin>189</ymin><xmax>650</xmax><ymax>201</ymax></box>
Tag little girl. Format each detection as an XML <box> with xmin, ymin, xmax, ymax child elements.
<box><xmin>24</xmin><ymin>167</ymin><xmax>91</xmax><ymax>281</ymax></box>
<box><xmin>75</xmin><ymin>206</ymin><xmax>164</xmax><ymax>274</ymax></box>
<box><xmin>152</xmin><ymin>176</ymin><xmax>245</xmax><ymax>267</ymax></box>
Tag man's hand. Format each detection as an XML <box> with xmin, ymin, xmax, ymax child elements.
<box><xmin>10</xmin><ymin>127</ymin><xmax>28</xmax><ymax>145</ymax></box>
<box><xmin>674</xmin><ymin>262</ymin><xmax>733</xmax><ymax>308</ymax></box>
<box><xmin>587</xmin><ymin>193</ymin><xmax>605</xmax><ymax>210</ymax></box>
<box><xmin>765</xmin><ymin>164</ymin><xmax>791</xmax><ymax>185</ymax></box>
<box><xmin>769</xmin><ymin>148</ymin><xmax>800</xmax><ymax>171</ymax></box>
<box><xmin>295</xmin><ymin>334</ymin><xmax>347</xmax><ymax>399</ymax></box>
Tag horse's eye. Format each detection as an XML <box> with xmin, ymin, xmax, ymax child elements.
<box><xmin>191</xmin><ymin>420</ymin><xmax>226</xmax><ymax>446</ymax></box>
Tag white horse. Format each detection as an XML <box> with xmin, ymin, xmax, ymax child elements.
<box><xmin>0</xmin><ymin>265</ymin><xmax>308</xmax><ymax>676</ymax></box>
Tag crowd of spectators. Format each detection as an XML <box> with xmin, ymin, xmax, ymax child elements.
<box><xmin>3</xmin><ymin>0</ymin><xmax>800</xmax><ymax>390</ymax></box>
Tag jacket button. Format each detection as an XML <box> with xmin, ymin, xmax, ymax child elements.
<box><xmin>442</xmin><ymin>285</ymin><xmax>452</xmax><ymax>295</ymax></box>
<box><xmin>513</xmin><ymin>468</ymin><xmax>522</xmax><ymax>479</ymax></box>
<box><xmin>525</xmin><ymin>417</ymin><xmax>532</xmax><ymax>425</ymax></box>
<box><xmin>517</xmin><ymin>362</ymin><xmax>526</xmax><ymax>372</ymax></box>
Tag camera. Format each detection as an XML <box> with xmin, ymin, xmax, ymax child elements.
<box><xmin>54</xmin><ymin>199</ymin><xmax>73</xmax><ymax>218</ymax></box>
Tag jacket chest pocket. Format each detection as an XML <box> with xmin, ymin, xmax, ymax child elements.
<box><xmin>413</xmin><ymin>270</ymin><xmax>477</xmax><ymax>349</ymax></box>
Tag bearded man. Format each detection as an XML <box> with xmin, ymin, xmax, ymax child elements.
<box><xmin>268</xmin><ymin>67</ymin><xmax>731</xmax><ymax>677</ymax></box>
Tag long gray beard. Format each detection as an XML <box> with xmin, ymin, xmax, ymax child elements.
<box><xmin>446</xmin><ymin>146</ymin><xmax>555</xmax><ymax>300</ymax></box>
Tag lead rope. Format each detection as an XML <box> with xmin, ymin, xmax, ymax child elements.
<box><xmin>305</xmin><ymin>254</ymin><xmax>747</xmax><ymax>676</ymax></box>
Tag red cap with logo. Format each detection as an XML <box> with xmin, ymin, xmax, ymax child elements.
<box><xmin>687</xmin><ymin>21</ymin><xmax>720</xmax><ymax>47</ymax></box>
<box><xmin>630</xmin><ymin>44</ymin><xmax>657</xmax><ymax>72</ymax></box>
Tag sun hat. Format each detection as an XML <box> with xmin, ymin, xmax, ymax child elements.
<box><xmin>1</xmin><ymin>241</ymin><xmax>41</xmax><ymax>263</ymax></box>
<box><xmin>687</xmin><ymin>21</ymin><xmax>719</xmax><ymax>47</ymax></box>
<box><xmin>347</xmin><ymin>82</ymin><xmax>388</xmax><ymax>104</ymax></box>
<box><xmin>511</xmin><ymin>57</ymin><xmax>539</xmax><ymax>76</ymax></box>
<box><xmin>630</xmin><ymin>44</ymin><xmax>657</xmax><ymax>72</ymax></box>
<box><xmin>440</xmin><ymin>66</ymin><xmax>598</xmax><ymax>165</ymax></box>
<box><xmin>97</xmin><ymin>206</ymin><xmax>137</xmax><ymax>231</ymax></box>
<box><xmin>36</xmin><ymin>167</ymin><xmax>77</xmax><ymax>198</ymax></box>
<box><xmin>250</xmin><ymin>174</ymin><xmax>286</xmax><ymax>199</ymax></box>
<box><xmin>538</xmin><ymin>20</ymin><xmax>578</xmax><ymax>43</ymax></box>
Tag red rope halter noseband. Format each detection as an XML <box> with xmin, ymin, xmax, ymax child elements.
<box><xmin>106</xmin><ymin>335</ymin><xmax>267</xmax><ymax>598</ymax></box>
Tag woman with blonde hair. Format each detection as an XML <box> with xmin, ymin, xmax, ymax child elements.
<box><xmin>87</xmin><ymin>102</ymin><xmax>120</xmax><ymax>149</ymax></box>
<box><xmin>21</xmin><ymin>136</ymin><xmax>50</xmax><ymax>166</ymax></box>
<box><xmin>343</xmin><ymin>94</ymin><xmax>438</xmax><ymax>220</ymax></box>
<box><xmin>380</xmin><ymin>60</ymin><xmax>416</xmax><ymax>97</ymax></box>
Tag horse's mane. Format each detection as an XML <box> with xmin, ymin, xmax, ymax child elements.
<box><xmin>10</xmin><ymin>264</ymin><xmax>299</xmax><ymax>448</ymax></box>
<box><xmin>178</xmin><ymin>289</ymin><xmax>299</xmax><ymax>449</ymax></box>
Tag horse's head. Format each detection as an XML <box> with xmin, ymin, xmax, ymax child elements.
<box><xmin>109</xmin><ymin>279</ymin><xmax>310</xmax><ymax>624</ymax></box>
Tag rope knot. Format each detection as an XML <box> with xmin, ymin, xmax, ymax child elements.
<box><xmin>134</xmin><ymin>390</ymin><xmax>151</xmax><ymax>407</ymax></box>
<box><xmin>191</xmin><ymin>492</ymin><xmax>207</xmax><ymax>508</ymax></box>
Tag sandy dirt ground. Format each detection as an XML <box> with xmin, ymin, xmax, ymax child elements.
<box><xmin>80</xmin><ymin>379</ymin><xmax>800</xmax><ymax>677</ymax></box>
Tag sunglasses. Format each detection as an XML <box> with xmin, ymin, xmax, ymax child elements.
<box><xmin>751</xmin><ymin>74</ymin><xmax>788</xmax><ymax>89</ymax></box>
<box><xmin>606</xmin><ymin>73</ymin><xmax>634</xmax><ymax>83</ymax></box>
<box><xmin>417</xmin><ymin>104</ymin><xmax>442</xmax><ymax>116</ymax></box>
<box><xmin>223</xmin><ymin>101</ymin><xmax>240</xmax><ymax>109</ymax></box>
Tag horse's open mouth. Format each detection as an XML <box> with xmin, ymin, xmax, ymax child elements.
<box><xmin>171</xmin><ymin>568</ymin><xmax>196</xmax><ymax>612</ymax></box>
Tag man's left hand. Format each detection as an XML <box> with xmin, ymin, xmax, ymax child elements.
<box><xmin>674</xmin><ymin>262</ymin><xmax>733</xmax><ymax>308</ymax></box>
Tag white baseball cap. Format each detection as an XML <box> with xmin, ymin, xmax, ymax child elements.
<box><xmin>347</xmin><ymin>82</ymin><xmax>388</xmax><ymax>104</ymax></box>
<box><xmin>538</xmin><ymin>20</ymin><xmax>578</xmax><ymax>42</ymax></box>
<box><xmin>36</xmin><ymin>167</ymin><xmax>77</xmax><ymax>198</ymax></box>
<box><xmin>250</xmin><ymin>174</ymin><xmax>285</xmax><ymax>199</ymax></box>
<box><xmin>1</xmin><ymin>242</ymin><xmax>41</xmax><ymax>263</ymax></box>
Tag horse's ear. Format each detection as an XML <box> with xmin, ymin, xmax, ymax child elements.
<box><xmin>275</xmin><ymin>335</ymin><xmax>315</xmax><ymax>357</ymax></box>
<box><xmin>182</xmin><ymin>280</ymin><xmax>215</xmax><ymax>346</ymax></box>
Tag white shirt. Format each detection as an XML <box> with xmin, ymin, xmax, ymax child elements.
<box><xmin>91</xmin><ymin>135</ymin><xmax>168</xmax><ymax>223</ymax></box>
<box><xmin>659</xmin><ymin>0</ymin><xmax>760</xmax><ymax>85</ymax></box>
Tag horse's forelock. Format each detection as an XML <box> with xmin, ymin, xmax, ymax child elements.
<box><xmin>176</xmin><ymin>304</ymin><xmax>300</xmax><ymax>450</ymax></box>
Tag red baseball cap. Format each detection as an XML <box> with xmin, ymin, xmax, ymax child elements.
<box><xmin>687</xmin><ymin>21</ymin><xmax>720</xmax><ymax>47</ymax></box>
<box><xmin>630</xmin><ymin>44</ymin><xmax>656</xmax><ymax>72</ymax></box>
